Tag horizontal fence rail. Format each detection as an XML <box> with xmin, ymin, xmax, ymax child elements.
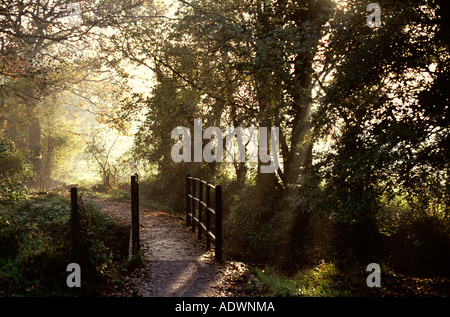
<box><xmin>186</xmin><ymin>175</ymin><xmax>222</xmax><ymax>262</ymax></box>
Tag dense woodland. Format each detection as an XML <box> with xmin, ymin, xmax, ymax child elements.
<box><xmin>1</xmin><ymin>0</ymin><xmax>450</xmax><ymax>296</ymax></box>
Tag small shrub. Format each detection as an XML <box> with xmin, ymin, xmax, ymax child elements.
<box><xmin>0</xmin><ymin>139</ymin><xmax>32</xmax><ymax>204</ymax></box>
<box><xmin>226</xmin><ymin>185</ymin><xmax>283</xmax><ymax>262</ymax></box>
<box><xmin>250</xmin><ymin>261</ymin><xmax>382</xmax><ymax>297</ymax></box>
<box><xmin>0</xmin><ymin>193</ymin><xmax>126</xmax><ymax>296</ymax></box>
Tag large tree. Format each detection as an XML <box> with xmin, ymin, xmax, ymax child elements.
<box><xmin>0</xmin><ymin>0</ymin><xmax>145</xmax><ymax>188</ymax></box>
<box><xmin>300</xmin><ymin>0</ymin><xmax>450</xmax><ymax>261</ymax></box>
<box><xmin>110</xmin><ymin>0</ymin><xmax>334</xmax><ymax>187</ymax></box>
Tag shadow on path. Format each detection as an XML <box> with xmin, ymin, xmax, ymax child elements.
<box><xmin>91</xmin><ymin>199</ymin><xmax>239</xmax><ymax>297</ymax></box>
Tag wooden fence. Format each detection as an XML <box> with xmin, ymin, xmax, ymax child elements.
<box><xmin>186</xmin><ymin>175</ymin><xmax>223</xmax><ymax>262</ymax></box>
<box><xmin>70</xmin><ymin>174</ymin><xmax>140</xmax><ymax>262</ymax></box>
<box><xmin>70</xmin><ymin>187</ymin><xmax>81</xmax><ymax>264</ymax></box>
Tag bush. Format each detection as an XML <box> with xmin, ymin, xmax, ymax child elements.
<box><xmin>137</xmin><ymin>168</ymin><xmax>199</xmax><ymax>214</ymax></box>
<box><xmin>226</xmin><ymin>185</ymin><xmax>287</xmax><ymax>263</ymax></box>
<box><xmin>0</xmin><ymin>139</ymin><xmax>32</xmax><ymax>203</ymax></box>
<box><xmin>0</xmin><ymin>193</ymin><xmax>126</xmax><ymax>296</ymax></box>
<box><xmin>383</xmin><ymin>206</ymin><xmax>450</xmax><ymax>277</ymax></box>
<box><xmin>250</xmin><ymin>261</ymin><xmax>378</xmax><ymax>297</ymax></box>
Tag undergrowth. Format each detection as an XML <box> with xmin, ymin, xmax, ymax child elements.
<box><xmin>249</xmin><ymin>262</ymin><xmax>390</xmax><ymax>297</ymax></box>
<box><xmin>0</xmin><ymin>192</ymin><xmax>128</xmax><ymax>296</ymax></box>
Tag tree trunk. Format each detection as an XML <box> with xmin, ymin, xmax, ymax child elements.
<box><xmin>29</xmin><ymin>115</ymin><xmax>42</xmax><ymax>188</ymax></box>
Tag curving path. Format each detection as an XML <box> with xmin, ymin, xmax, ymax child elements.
<box><xmin>90</xmin><ymin>199</ymin><xmax>248</xmax><ymax>297</ymax></box>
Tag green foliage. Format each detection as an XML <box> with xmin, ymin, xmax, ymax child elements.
<box><xmin>378</xmin><ymin>195</ymin><xmax>450</xmax><ymax>276</ymax></box>
<box><xmin>315</xmin><ymin>0</ymin><xmax>450</xmax><ymax>226</ymax></box>
<box><xmin>38</xmin><ymin>103</ymin><xmax>85</xmax><ymax>190</ymax></box>
<box><xmin>104</xmin><ymin>0</ymin><xmax>450</xmax><ymax>281</ymax></box>
<box><xmin>250</xmin><ymin>262</ymin><xmax>379</xmax><ymax>297</ymax></box>
<box><xmin>0</xmin><ymin>193</ymin><xmax>125</xmax><ymax>296</ymax></box>
<box><xmin>0</xmin><ymin>139</ymin><xmax>33</xmax><ymax>203</ymax></box>
<box><xmin>226</xmin><ymin>185</ymin><xmax>291</xmax><ymax>262</ymax></box>
<box><xmin>250</xmin><ymin>266</ymin><xmax>298</xmax><ymax>297</ymax></box>
<box><xmin>84</xmin><ymin>130</ymin><xmax>122</xmax><ymax>192</ymax></box>
<box><xmin>85</xmin><ymin>183</ymin><xmax>131</xmax><ymax>202</ymax></box>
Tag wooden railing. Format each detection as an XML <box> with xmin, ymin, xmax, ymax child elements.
<box><xmin>70</xmin><ymin>174</ymin><xmax>140</xmax><ymax>262</ymax></box>
<box><xmin>186</xmin><ymin>175</ymin><xmax>223</xmax><ymax>262</ymax></box>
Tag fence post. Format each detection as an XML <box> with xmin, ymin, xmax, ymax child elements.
<box><xmin>206</xmin><ymin>184</ymin><xmax>211</xmax><ymax>250</ymax></box>
<box><xmin>198</xmin><ymin>180</ymin><xmax>203</xmax><ymax>241</ymax></box>
<box><xmin>70</xmin><ymin>187</ymin><xmax>81</xmax><ymax>263</ymax></box>
<box><xmin>215</xmin><ymin>185</ymin><xmax>223</xmax><ymax>262</ymax></box>
<box><xmin>192</xmin><ymin>178</ymin><xmax>196</xmax><ymax>234</ymax></box>
<box><xmin>131</xmin><ymin>174</ymin><xmax>140</xmax><ymax>257</ymax></box>
<box><xmin>186</xmin><ymin>175</ymin><xmax>191</xmax><ymax>227</ymax></box>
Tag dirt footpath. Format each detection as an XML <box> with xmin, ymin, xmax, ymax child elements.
<box><xmin>90</xmin><ymin>199</ymin><xmax>250</xmax><ymax>297</ymax></box>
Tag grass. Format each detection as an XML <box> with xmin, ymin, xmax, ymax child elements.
<box><xmin>249</xmin><ymin>263</ymin><xmax>343</xmax><ymax>297</ymax></box>
<box><xmin>248</xmin><ymin>261</ymin><xmax>393</xmax><ymax>297</ymax></box>
<box><xmin>82</xmin><ymin>182</ymin><xmax>184</xmax><ymax>220</ymax></box>
<box><xmin>247</xmin><ymin>260</ymin><xmax>450</xmax><ymax>297</ymax></box>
